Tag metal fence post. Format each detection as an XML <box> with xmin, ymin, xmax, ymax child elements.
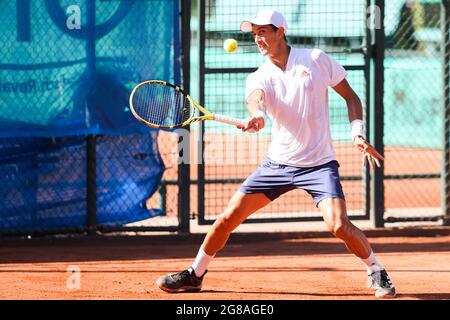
<box><xmin>178</xmin><ymin>0</ymin><xmax>191</xmax><ymax>233</ymax></box>
<box><xmin>365</xmin><ymin>0</ymin><xmax>373</xmax><ymax>220</ymax></box>
<box><xmin>86</xmin><ymin>135</ymin><xmax>97</xmax><ymax>234</ymax></box>
<box><xmin>371</xmin><ymin>0</ymin><xmax>385</xmax><ymax>227</ymax></box>
<box><xmin>442</xmin><ymin>0</ymin><xmax>450</xmax><ymax>225</ymax></box>
<box><xmin>86</xmin><ymin>0</ymin><xmax>96</xmax><ymax>235</ymax></box>
<box><xmin>198</xmin><ymin>0</ymin><xmax>206</xmax><ymax>225</ymax></box>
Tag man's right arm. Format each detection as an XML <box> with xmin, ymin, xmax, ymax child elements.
<box><xmin>241</xmin><ymin>89</ymin><xmax>266</xmax><ymax>132</ymax></box>
<box><xmin>247</xmin><ymin>89</ymin><xmax>266</xmax><ymax>114</ymax></box>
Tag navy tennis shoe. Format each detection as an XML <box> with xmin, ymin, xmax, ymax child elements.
<box><xmin>156</xmin><ymin>268</ymin><xmax>207</xmax><ymax>293</ymax></box>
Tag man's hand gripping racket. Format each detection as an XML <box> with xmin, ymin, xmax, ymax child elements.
<box><xmin>129</xmin><ymin>80</ymin><xmax>258</xmax><ymax>131</ymax></box>
<box><xmin>237</xmin><ymin>114</ymin><xmax>265</xmax><ymax>133</ymax></box>
<box><xmin>353</xmin><ymin>136</ymin><xmax>384</xmax><ymax>170</ymax></box>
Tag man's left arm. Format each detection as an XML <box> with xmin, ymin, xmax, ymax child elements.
<box><xmin>332</xmin><ymin>78</ymin><xmax>384</xmax><ymax>169</ymax></box>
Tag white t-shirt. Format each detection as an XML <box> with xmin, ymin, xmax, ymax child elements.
<box><xmin>246</xmin><ymin>47</ymin><xmax>347</xmax><ymax>167</ymax></box>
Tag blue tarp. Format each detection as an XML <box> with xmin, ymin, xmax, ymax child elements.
<box><xmin>0</xmin><ymin>134</ymin><xmax>165</xmax><ymax>230</ymax></box>
<box><xmin>0</xmin><ymin>1</ymin><xmax>177</xmax><ymax>230</ymax></box>
<box><xmin>0</xmin><ymin>0</ymin><xmax>179</xmax><ymax>137</ymax></box>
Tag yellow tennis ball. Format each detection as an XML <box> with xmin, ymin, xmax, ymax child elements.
<box><xmin>223</xmin><ymin>38</ymin><xmax>238</xmax><ymax>53</ymax></box>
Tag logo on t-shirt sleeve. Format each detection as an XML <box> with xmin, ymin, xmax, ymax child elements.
<box><xmin>299</xmin><ymin>68</ymin><xmax>311</xmax><ymax>78</ymax></box>
<box><xmin>271</xmin><ymin>77</ymin><xmax>278</xmax><ymax>86</ymax></box>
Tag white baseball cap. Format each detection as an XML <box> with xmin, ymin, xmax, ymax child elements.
<box><xmin>240</xmin><ymin>9</ymin><xmax>287</xmax><ymax>33</ymax></box>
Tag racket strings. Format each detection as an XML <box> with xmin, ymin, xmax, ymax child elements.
<box><xmin>132</xmin><ymin>83</ymin><xmax>191</xmax><ymax>127</ymax></box>
<box><xmin>183</xmin><ymin>96</ymin><xmax>191</xmax><ymax>121</ymax></box>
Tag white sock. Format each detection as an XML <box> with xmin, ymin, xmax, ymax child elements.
<box><xmin>191</xmin><ymin>247</ymin><xmax>215</xmax><ymax>277</ymax></box>
<box><xmin>359</xmin><ymin>250</ymin><xmax>383</xmax><ymax>275</ymax></box>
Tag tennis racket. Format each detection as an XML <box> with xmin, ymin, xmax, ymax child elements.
<box><xmin>129</xmin><ymin>80</ymin><xmax>247</xmax><ymax>130</ymax></box>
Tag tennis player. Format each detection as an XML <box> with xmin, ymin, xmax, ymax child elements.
<box><xmin>156</xmin><ymin>9</ymin><xmax>396</xmax><ymax>298</ymax></box>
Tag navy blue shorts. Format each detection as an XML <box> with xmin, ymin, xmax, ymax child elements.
<box><xmin>239</xmin><ymin>157</ymin><xmax>345</xmax><ymax>206</ymax></box>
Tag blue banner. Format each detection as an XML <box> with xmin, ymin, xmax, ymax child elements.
<box><xmin>0</xmin><ymin>1</ymin><xmax>176</xmax><ymax>231</ymax></box>
<box><xmin>0</xmin><ymin>134</ymin><xmax>165</xmax><ymax>230</ymax></box>
<box><xmin>0</xmin><ymin>0</ymin><xmax>179</xmax><ymax>137</ymax></box>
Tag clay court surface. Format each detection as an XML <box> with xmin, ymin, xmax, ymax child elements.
<box><xmin>0</xmin><ymin>229</ymin><xmax>449</xmax><ymax>300</ymax></box>
<box><xmin>0</xmin><ymin>134</ymin><xmax>445</xmax><ymax>300</ymax></box>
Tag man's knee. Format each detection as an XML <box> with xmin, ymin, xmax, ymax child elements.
<box><xmin>213</xmin><ymin>192</ymin><xmax>268</xmax><ymax>235</ymax></box>
<box><xmin>331</xmin><ymin>223</ymin><xmax>347</xmax><ymax>238</ymax></box>
<box><xmin>326</xmin><ymin>220</ymin><xmax>352</xmax><ymax>239</ymax></box>
<box><xmin>212</xmin><ymin>210</ymin><xmax>238</xmax><ymax>234</ymax></box>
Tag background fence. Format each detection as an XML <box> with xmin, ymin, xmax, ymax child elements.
<box><xmin>382</xmin><ymin>0</ymin><xmax>447</xmax><ymax>225</ymax></box>
<box><xmin>195</xmin><ymin>0</ymin><xmax>370</xmax><ymax>224</ymax></box>
<box><xmin>192</xmin><ymin>0</ymin><xmax>450</xmax><ymax>227</ymax></box>
<box><xmin>0</xmin><ymin>0</ymin><xmax>449</xmax><ymax>237</ymax></box>
<box><xmin>0</xmin><ymin>0</ymin><xmax>184</xmax><ymax>236</ymax></box>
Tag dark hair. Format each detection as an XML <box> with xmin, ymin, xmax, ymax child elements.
<box><xmin>269</xmin><ymin>24</ymin><xmax>288</xmax><ymax>43</ymax></box>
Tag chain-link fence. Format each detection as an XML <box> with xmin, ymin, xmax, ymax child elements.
<box><xmin>0</xmin><ymin>1</ymin><xmax>183</xmax><ymax>236</ymax></box>
<box><xmin>444</xmin><ymin>0</ymin><xmax>450</xmax><ymax>225</ymax></box>
<box><xmin>383</xmin><ymin>0</ymin><xmax>447</xmax><ymax>226</ymax></box>
<box><xmin>1</xmin><ymin>1</ymin><xmax>448</xmax><ymax>237</ymax></box>
<box><xmin>195</xmin><ymin>0</ymin><xmax>370</xmax><ymax>224</ymax></box>
<box><xmin>193</xmin><ymin>0</ymin><xmax>450</xmax><ymax>227</ymax></box>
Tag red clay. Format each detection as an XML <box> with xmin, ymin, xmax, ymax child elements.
<box><xmin>1</xmin><ymin>234</ymin><xmax>449</xmax><ymax>300</ymax></box>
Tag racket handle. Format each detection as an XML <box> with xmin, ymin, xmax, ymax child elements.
<box><xmin>213</xmin><ymin>114</ymin><xmax>245</xmax><ymax>127</ymax></box>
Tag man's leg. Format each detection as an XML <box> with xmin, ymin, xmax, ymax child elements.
<box><xmin>156</xmin><ymin>191</ymin><xmax>271</xmax><ymax>293</ymax></box>
<box><xmin>202</xmin><ymin>191</ymin><xmax>271</xmax><ymax>254</ymax></box>
<box><xmin>318</xmin><ymin>198</ymin><xmax>371</xmax><ymax>257</ymax></box>
<box><xmin>318</xmin><ymin>198</ymin><xmax>396</xmax><ymax>298</ymax></box>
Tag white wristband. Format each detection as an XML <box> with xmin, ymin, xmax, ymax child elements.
<box><xmin>252</xmin><ymin>110</ymin><xmax>267</xmax><ymax>121</ymax></box>
<box><xmin>350</xmin><ymin>119</ymin><xmax>366</xmax><ymax>141</ymax></box>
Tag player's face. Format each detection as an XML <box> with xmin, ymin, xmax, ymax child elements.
<box><xmin>251</xmin><ymin>25</ymin><xmax>282</xmax><ymax>56</ymax></box>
